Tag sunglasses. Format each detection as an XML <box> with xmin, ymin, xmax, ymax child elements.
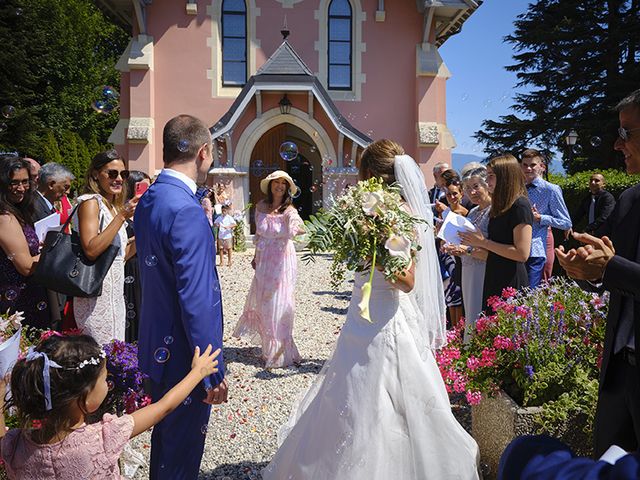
<box><xmin>618</xmin><ymin>127</ymin><xmax>640</xmax><ymax>141</ymax></box>
<box><xmin>104</xmin><ymin>169</ymin><xmax>130</xmax><ymax>180</ymax></box>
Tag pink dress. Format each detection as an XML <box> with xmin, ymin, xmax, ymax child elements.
<box><xmin>234</xmin><ymin>207</ymin><xmax>303</xmax><ymax>368</ymax></box>
<box><xmin>0</xmin><ymin>414</ymin><xmax>134</xmax><ymax>479</ymax></box>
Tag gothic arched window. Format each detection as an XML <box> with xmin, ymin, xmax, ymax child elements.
<box><xmin>328</xmin><ymin>0</ymin><xmax>352</xmax><ymax>90</ymax></box>
<box><xmin>222</xmin><ymin>0</ymin><xmax>247</xmax><ymax>86</ymax></box>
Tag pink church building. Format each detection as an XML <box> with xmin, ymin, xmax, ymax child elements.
<box><xmin>97</xmin><ymin>0</ymin><xmax>480</xmax><ymax>230</ymax></box>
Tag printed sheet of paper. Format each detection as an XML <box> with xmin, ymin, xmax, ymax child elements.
<box><xmin>34</xmin><ymin>212</ymin><xmax>61</xmax><ymax>243</ymax></box>
<box><xmin>436</xmin><ymin>208</ymin><xmax>477</xmax><ymax>245</ymax></box>
<box><xmin>0</xmin><ymin>328</ymin><xmax>21</xmax><ymax>378</ymax></box>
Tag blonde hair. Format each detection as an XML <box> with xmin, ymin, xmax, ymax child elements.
<box><xmin>83</xmin><ymin>151</ymin><xmax>126</xmax><ymax>210</ymax></box>
<box><xmin>487</xmin><ymin>154</ymin><xmax>527</xmax><ymax>218</ymax></box>
<box><xmin>358</xmin><ymin>139</ymin><xmax>405</xmax><ymax>184</ymax></box>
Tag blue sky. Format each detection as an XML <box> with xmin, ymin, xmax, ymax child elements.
<box><xmin>439</xmin><ymin>1</ymin><xmax>560</xmax><ymax>169</ymax></box>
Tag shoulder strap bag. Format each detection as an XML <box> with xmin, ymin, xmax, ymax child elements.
<box><xmin>32</xmin><ymin>203</ymin><xmax>120</xmax><ymax>298</ymax></box>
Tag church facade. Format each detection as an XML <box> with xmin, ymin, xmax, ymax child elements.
<box><xmin>97</xmin><ymin>0</ymin><xmax>481</xmax><ymax>228</ymax></box>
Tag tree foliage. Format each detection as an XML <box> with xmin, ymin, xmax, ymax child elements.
<box><xmin>474</xmin><ymin>0</ymin><xmax>640</xmax><ymax>173</ymax></box>
<box><xmin>0</xmin><ymin>0</ymin><xmax>129</xmax><ymax>166</ymax></box>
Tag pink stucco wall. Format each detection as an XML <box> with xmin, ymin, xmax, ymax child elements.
<box><xmin>119</xmin><ymin>0</ymin><xmax>455</xmax><ymax>186</ymax></box>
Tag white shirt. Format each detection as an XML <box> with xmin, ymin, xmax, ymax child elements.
<box><xmin>36</xmin><ymin>190</ymin><xmax>54</xmax><ymax>212</ymax></box>
<box><xmin>214</xmin><ymin>214</ymin><xmax>236</xmax><ymax>240</ymax></box>
<box><xmin>162</xmin><ymin>168</ymin><xmax>197</xmax><ymax>195</ymax></box>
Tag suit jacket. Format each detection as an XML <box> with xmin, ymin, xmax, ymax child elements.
<box><xmin>499</xmin><ymin>435</ymin><xmax>640</xmax><ymax>480</ymax></box>
<box><xmin>134</xmin><ymin>172</ymin><xmax>225</xmax><ymax>389</ymax></box>
<box><xmin>32</xmin><ymin>191</ymin><xmax>55</xmax><ymax>222</ymax></box>
<box><xmin>595</xmin><ymin>183</ymin><xmax>640</xmax><ymax>388</ymax></box>
<box><xmin>572</xmin><ymin>190</ymin><xmax>616</xmax><ymax>234</ymax></box>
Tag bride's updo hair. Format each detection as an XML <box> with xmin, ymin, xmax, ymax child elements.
<box><xmin>358</xmin><ymin>139</ymin><xmax>404</xmax><ymax>184</ymax></box>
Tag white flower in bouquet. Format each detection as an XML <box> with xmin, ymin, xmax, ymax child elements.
<box><xmin>303</xmin><ymin>178</ymin><xmax>426</xmax><ymax>322</ymax></box>
<box><xmin>0</xmin><ymin>310</ymin><xmax>24</xmax><ymax>339</ymax></box>
<box><xmin>361</xmin><ymin>191</ymin><xmax>386</xmax><ymax>217</ymax></box>
<box><xmin>385</xmin><ymin>235</ymin><xmax>412</xmax><ymax>264</ymax></box>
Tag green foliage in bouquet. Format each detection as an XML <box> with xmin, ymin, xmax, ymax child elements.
<box><xmin>436</xmin><ymin>277</ymin><xmax>606</xmax><ymax>439</ymax></box>
<box><xmin>302</xmin><ymin>178</ymin><xmax>425</xmax><ymax>290</ymax></box>
<box><xmin>232</xmin><ymin>203</ymin><xmax>252</xmax><ymax>253</ymax></box>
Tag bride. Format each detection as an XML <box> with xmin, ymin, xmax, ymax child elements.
<box><xmin>262</xmin><ymin>139</ymin><xmax>480</xmax><ymax>479</ymax></box>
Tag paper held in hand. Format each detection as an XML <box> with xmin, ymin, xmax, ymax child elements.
<box><xmin>34</xmin><ymin>212</ymin><xmax>61</xmax><ymax>243</ymax></box>
<box><xmin>0</xmin><ymin>328</ymin><xmax>21</xmax><ymax>378</ymax></box>
<box><xmin>436</xmin><ymin>208</ymin><xmax>477</xmax><ymax>245</ymax></box>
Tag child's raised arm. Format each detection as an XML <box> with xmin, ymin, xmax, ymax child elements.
<box><xmin>129</xmin><ymin>345</ymin><xmax>220</xmax><ymax>438</ymax></box>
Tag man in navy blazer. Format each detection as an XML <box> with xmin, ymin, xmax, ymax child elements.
<box><xmin>135</xmin><ymin>115</ymin><xmax>227</xmax><ymax>479</ymax></box>
<box><xmin>557</xmin><ymin>90</ymin><xmax>640</xmax><ymax>455</ymax></box>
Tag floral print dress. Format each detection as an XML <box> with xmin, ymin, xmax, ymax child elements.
<box><xmin>233</xmin><ymin>207</ymin><xmax>303</xmax><ymax>368</ymax></box>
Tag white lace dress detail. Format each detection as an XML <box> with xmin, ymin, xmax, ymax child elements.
<box><xmin>73</xmin><ymin>194</ymin><xmax>127</xmax><ymax>345</ymax></box>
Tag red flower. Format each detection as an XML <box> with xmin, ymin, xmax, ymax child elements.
<box><xmin>501</xmin><ymin>287</ymin><xmax>518</xmax><ymax>299</ymax></box>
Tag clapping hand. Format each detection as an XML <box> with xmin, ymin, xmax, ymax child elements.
<box><xmin>555</xmin><ymin>232</ymin><xmax>615</xmax><ymax>281</ymax></box>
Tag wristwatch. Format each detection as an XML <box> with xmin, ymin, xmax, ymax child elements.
<box><xmin>466</xmin><ymin>246</ymin><xmax>473</xmax><ymax>255</ymax></box>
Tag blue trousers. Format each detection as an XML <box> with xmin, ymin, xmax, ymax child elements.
<box><xmin>149</xmin><ymin>380</ymin><xmax>211</xmax><ymax>480</ymax></box>
<box><xmin>526</xmin><ymin>256</ymin><xmax>546</xmax><ymax>289</ymax></box>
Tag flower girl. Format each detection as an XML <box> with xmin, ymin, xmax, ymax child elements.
<box><xmin>0</xmin><ymin>334</ymin><xmax>219</xmax><ymax>479</ymax></box>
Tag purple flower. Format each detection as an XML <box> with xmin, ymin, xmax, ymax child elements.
<box><xmin>524</xmin><ymin>365</ymin><xmax>534</xmax><ymax>379</ymax></box>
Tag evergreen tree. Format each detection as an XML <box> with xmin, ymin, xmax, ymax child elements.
<box><xmin>41</xmin><ymin>130</ymin><xmax>63</xmax><ymax>164</ymax></box>
<box><xmin>474</xmin><ymin>0</ymin><xmax>640</xmax><ymax>173</ymax></box>
<box><xmin>0</xmin><ymin>0</ymin><xmax>129</xmax><ymax>158</ymax></box>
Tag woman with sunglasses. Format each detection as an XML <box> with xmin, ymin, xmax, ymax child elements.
<box><xmin>0</xmin><ymin>156</ymin><xmax>51</xmax><ymax>329</ymax></box>
<box><xmin>73</xmin><ymin>150</ymin><xmax>138</xmax><ymax>345</ymax></box>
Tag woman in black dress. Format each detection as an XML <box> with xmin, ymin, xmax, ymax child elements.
<box><xmin>459</xmin><ymin>154</ymin><xmax>533</xmax><ymax>310</ymax></box>
<box><xmin>0</xmin><ymin>156</ymin><xmax>50</xmax><ymax>330</ymax></box>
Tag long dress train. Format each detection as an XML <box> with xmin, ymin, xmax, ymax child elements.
<box><xmin>263</xmin><ymin>270</ymin><xmax>479</xmax><ymax>479</ymax></box>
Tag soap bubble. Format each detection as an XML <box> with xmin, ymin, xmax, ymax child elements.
<box><xmin>290</xmin><ymin>188</ymin><xmax>301</xmax><ymax>199</ymax></box>
<box><xmin>107</xmin><ymin>379</ymin><xmax>115</xmax><ymax>391</ymax></box>
<box><xmin>177</xmin><ymin>140</ymin><xmax>189</xmax><ymax>153</ymax></box>
<box><xmin>4</xmin><ymin>290</ymin><xmax>17</xmax><ymax>302</ymax></box>
<box><xmin>91</xmin><ymin>85</ymin><xmax>119</xmax><ymax>114</ymax></box>
<box><xmin>590</xmin><ymin>136</ymin><xmax>602</xmax><ymax>147</ymax></box>
<box><xmin>183</xmin><ymin>396</ymin><xmax>192</xmax><ymax>406</ymax></box>
<box><xmin>310</xmin><ymin>146</ymin><xmax>317</xmax><ymax>153</ymax></box>
<box><xmin>124</xmin><ymin>276</ymin><xmax>134</xmax><ymax>284</ymax></box>
<box><xmin>461</xmin><ymin>93</ymin><xmax>470</xmax><ymax>102</ymax></box>
<box><xmin>145</xmin><ymin>255</ymin><xmax>158</xmax><ymax>267</ymax></box>
<box><xmin>164</xmin><ymin>336</ymin><xmax>174</xmax><ymax>345</ymax></box>
<box><xmin>0</xmin><ymin>123</ymin><xmax>7</xmax><ymax>133</ymax></box>
<box><xmin>37</xmin><ymin>301</ymin><xmax>48</xmax><ymax>311</ymax></box>
<box><xmin>126</xmin><ymin>310</ymin><xmax>136</xmax><ymax>319</ymax></box>
<box><xmin>154</xmin><ymin>347</ymin><xmax>170</xmax><ymax>363</ymax></box>
<box><xmin>279</xmin><ymin>142</ymin><xmax>298</xmax><ymax>162</ymax></box>
<box><xmin>127</xmin><ymin>303</ymin><xmax>135</xmax><ymax>310</ymax></box>
<box><xmin>573</xmin><ymin>144</ymin><xmax>583</xmax><ymax>155</ymax></box>
<box><xmin>1</xmin><ymin>105</ymin><xmax>16</xmax><ymax>119</ymax></box>
<box><xmin>310</xmin><ymin>185</ymin><xmax>317</xmax><ymax>193</ymax></box>
<box><xmin>200</xmin><ymin>424</ymin><xmax>208</xmax><ymax>435</ymax></box>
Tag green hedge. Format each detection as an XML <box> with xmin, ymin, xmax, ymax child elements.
<box><xmin>549</xmin><ymin>169</ymin><xmax>640</xmax><ymax>231</ymax></box>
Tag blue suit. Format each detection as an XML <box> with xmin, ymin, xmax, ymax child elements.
<box><xmin>135</xmin><ymin>172</ymin><xmax>225</xmax><ymax>479</ymax></box>
<box><xmin>499</xmin><ymin>435</ymin><xmax>640</xmax><ymax>480</ymax></box>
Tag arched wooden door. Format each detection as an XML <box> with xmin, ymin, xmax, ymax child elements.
<box><xmin>248</xmin><ymin>124</ymin><xmax>287</xmax><ymax>233</ymax></box>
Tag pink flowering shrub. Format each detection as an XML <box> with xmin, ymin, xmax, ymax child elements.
<box><xmin>435</xmin><ymin>277</ymin><xmax>607</xmax><ymax>436</ymax></box>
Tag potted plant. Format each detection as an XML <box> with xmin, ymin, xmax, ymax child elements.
<box><xmin>436</xmin><ymin>277</ymin><xmax>607</xmax><ymax>477</ymax></box>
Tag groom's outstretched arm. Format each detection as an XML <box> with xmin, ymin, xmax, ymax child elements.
<box><xmin>169</xmin><ymin>203</ymin><xmax>225</xmax><ymax>389</ymax></box>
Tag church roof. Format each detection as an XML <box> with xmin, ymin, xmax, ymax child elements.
<box><xmin>211</xmin><ymin>40</ymin><xmax>371</xmax><ymax>148</ymax></box>
<box><xmin>255</xmin><ymin>41</ymin><xmax>313</xmax><ymax>76</ymax></box>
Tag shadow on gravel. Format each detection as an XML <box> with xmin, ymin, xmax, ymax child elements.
<box><xmin>312</xmin><ymin>290</ymin><xmax>351</xmax><ymax>301</ymax></box>
<box><xmin>320</xmin><ymin>305</ymin><xmax>348</xmax><ymax>315</ymax></box>
<box><xmin>200</xmin><ymin>460</ymin><xmax>268</xmax><ymax>479</ymax></box>
<box><xmin>224</xmin><ymin>347</ymin><xmax>325</xmax><ymax>378</ymax></box>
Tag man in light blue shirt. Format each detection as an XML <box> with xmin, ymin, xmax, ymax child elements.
<box><xmin>520</xmin><ymin>149</ymin><xmax>572</xmax><ymax>288</ymax></box>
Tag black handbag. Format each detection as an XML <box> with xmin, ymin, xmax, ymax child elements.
<box><xmin>33</xmin><ymin>204</ymin><xmax>120</xmax><ymax>298</ymax></box>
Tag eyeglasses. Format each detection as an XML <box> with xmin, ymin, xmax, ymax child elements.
<box><xmin>618</xmin><ymin>127</ymin><xmax>640</xmax><ymax>141</ymax></box>
<box><xmin>104</xmin><ymin>169</ymin><xmax>130</xmax><ymax>180</ymax></box>
<box><xmin>9</xmin><ymin>179</ymin><xmax>31</xmax><ymax>188</ymax></box>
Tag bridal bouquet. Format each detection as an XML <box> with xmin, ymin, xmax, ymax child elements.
<box><xmin>303</xmin><ymin>177</ymin><xmax>425</xmax><ymax>321</ymax></box>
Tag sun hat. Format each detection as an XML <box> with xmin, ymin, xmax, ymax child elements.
<box><xmin>260</xmin><ymin>170</ymin><xmax>299</xmax><ymax>196</ymax></box>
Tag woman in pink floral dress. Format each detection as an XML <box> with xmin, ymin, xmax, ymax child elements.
<box><xmin>234</xmin><ymin>171</ymin><xmax>304</xmax><ymax>368</ymax></box>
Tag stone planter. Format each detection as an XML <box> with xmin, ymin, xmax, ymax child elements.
<box><xmin>472</xmin><ymin>390</ymin><xmax>592</xmax><ymax>479</ymax></box>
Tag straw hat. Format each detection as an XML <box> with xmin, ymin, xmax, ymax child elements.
<box><xmin>260</xmin><ymin>170</ymin><xmax>299</xmax><ymax>196</ymax></box>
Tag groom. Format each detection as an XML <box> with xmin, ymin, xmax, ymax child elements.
<box><xmin>135</xmin><ymin>114</ymin><xmax>227</xmax><ymax>479</ymax></box>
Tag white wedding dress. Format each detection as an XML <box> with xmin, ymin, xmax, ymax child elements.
<box><xmin>262</xmin><ymin>270</ymin><xmax>480</xmax><ymax>479</ymax></box>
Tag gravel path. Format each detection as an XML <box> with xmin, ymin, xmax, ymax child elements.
<box><xmin>131</xmin><ymin>249</ymin><xmax>351</xmax><ymax>479</ymax></box>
